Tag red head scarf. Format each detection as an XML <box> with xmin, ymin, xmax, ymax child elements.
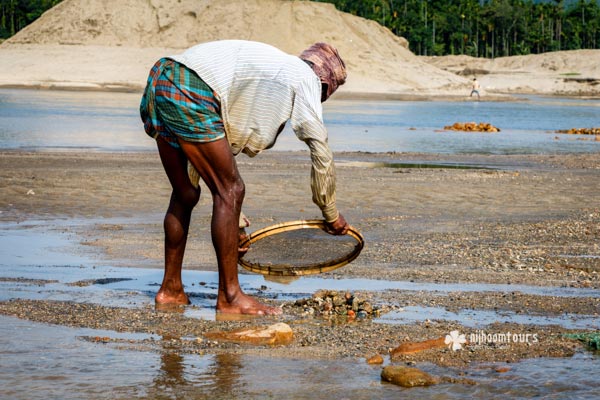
<box><xmin>299</xmin><ymin>42</ymin><xmax>347</xmax><ymax>101</ymax></box>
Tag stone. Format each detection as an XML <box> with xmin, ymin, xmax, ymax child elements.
<box><xmin>351</xmin><ymin>297</ymin><xmax>360</xmax><ymax>311</ymax></box>
<box><xmin>443</xmin><ymin>121</ymin><xmax>501</xmax><ymax>132</ymax></box>
<box><xmin>440</xmin><ymin>376</ymin><xmax>477</xmax><ymax>385</ymax></box>
<box><xmin>344</xmin><ymin>292</ymin><xmax>353</xmax><ymax>302</ymax></box>
<box><xmin>359</xmin><ymin>301</ymin><xmax>373</xmax><ymax>314</ymax></box>
<box><xmin>332</xmin><ymin>295</ymin><xmax>345</xmax><ymax>307</ymax></box>
<box><xmin>381</xmin><ymin>366</ymin><xmax>439</xmax><ymax>387</ymax></box>
<box><xmin>366</xmin><ymin>354</ymin><xmax>384</xmax><ymax>365</ymax></box>
<box><xmin>295</xmin><ymin>290</ymin><xmax>381</xmax><ymax>318</ymax></box>
<box><xmin>205</xmin><ymin>322</ymin><xmax>293</xmax><ymax>346</ymax></box>
<box><xmin>556</xmin><ymin>127</ymin><xmax>600</xmax><ymax>135</ymax></box>
<box><xmin>390</xmin><ymin>336</ymin><xmax>447</xmax><ymax>358</ymax></box>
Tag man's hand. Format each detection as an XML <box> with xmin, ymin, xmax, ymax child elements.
<box><xmin>239</xmin><ymin>228</ymin><xmax>250</xmax><ymax>257</ymax></box>
<box><xmin>324</xmin><ymin>213</ymin><xmax>350</xmax><ymax>235</ymax></box>
<box><xmin>238</xmin><ymin>212</ymin><xmax>251</xmax><ymax>257</ymax></box>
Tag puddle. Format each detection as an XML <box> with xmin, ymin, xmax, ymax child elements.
<box><xmin>1</xmin><ymin>221</ymin><xmax>599</xmax><ymax>325</ymax></box>
<box><xmin>0</xmin><ymin>222</ymin><xmax>96</xmax><ymax>267</ymax></box>
<box><xmin>2</xmin><ymin>263</ymin><xmax>599</xmax><ymax>320</ymax></box>
<box><xmin>377</xmin><ymin>306</ymin><xmax>600</xmax><ymax>330</ymax></box>
<box><xmin>2</xmin><ymin>220</ymin><xmax>600</xmax><ymax>398</ymax></box>
<box><xmin>337</xmin><ymin>160</ymin><xmax>495</xmax><ymax>170</ymax></box>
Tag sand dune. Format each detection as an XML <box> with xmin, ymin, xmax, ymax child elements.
<box><xmin>1</xmin><ymin>0</ymin><xmax>598</xmax><ymax>97</ymax></box>
<box><xmin>423</xmin><ymin>50</ymin><xmax>600</xmax><ymax>96</ymax></box>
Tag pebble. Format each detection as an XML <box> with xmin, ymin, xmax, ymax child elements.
<box><xmin>295</xmin><ymin>290</ymin><xmax>381</xmax><ymax>318</ymax></box>
<box><xmin>366</xmin><ymin>354</ymin><xmax>384</xmax><ymax>364</ymax></box>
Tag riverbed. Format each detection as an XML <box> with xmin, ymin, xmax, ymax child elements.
<box><xmin>1</xmin><ymin>88</ymin><xmax>599</xmax><ymax>399</ymax></box>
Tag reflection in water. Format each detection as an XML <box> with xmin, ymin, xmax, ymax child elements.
<box><xmin>147</xmin><ymin>337</ymin><xmax>244</xmax><ymax>399</ymax></box>
<box><xmin>208</xmin><ymin>354</ymin><xmax>243</xmax><ymax>398</ymax></box>
<box><xmin>153</xmin><ymin>352</ymin><xmax>187</xmax><ymax>393</ymax></box>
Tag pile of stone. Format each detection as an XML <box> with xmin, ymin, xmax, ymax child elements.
<box><xmin>293</xmin><ymin>290</ymin><xmax>381</xmax><ymax>319</ymax></box>
<box><xmin>556</xmin><ymin>127</ymin><xmax>600</xmax><ymax>135</ymax></box>
<box><xmin>443</xmin><ymin>122</ymin><xmax>501</xmax><ymax>132</ymax></box>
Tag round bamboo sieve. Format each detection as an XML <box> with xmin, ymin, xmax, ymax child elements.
<box><xmin>238</xmin><ymin>219</ymin><xmax>364</xmax><ymax>276</ymax></box>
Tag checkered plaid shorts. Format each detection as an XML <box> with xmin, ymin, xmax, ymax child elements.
<box><xmin>140</xmin><ymin>58</ymin><xmax>225</xmax><ymax>148</ymax></box>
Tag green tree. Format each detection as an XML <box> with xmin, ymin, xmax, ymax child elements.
<box><xmin>316</xmin><ymin>0</ymin><xmax>600</xmax><ymax>57</ymax></box>
<box><xmin>0</xmin><ymin>0</ymin><xmax>63</xmax><ymax>39</ymax></box>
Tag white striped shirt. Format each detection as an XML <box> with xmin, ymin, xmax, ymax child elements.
<box><xmin>171</xmin><ymin>40</ymin><xmax>338</xmax><ymax>222</ymax></box>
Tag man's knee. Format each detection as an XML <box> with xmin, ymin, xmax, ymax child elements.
<box><xmin>231</xmin><ymin>177</ymin><xmax>245</xmax><ymax>204</ymax></box>
<box><xmin>176</xmin><ymin>185</ymin><xmax>201</xmax><ymax>209</ymax></box>
<box><xmin>217</xmin><ymin>177</ymin><xmax>245</xmax><ymax>209</ymax></box>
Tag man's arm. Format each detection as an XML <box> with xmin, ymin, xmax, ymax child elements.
<box><xmin>304</xmin><ymin>137</ymin><xmax>349</xmax><ymax>235</ymax></box>
<box><xmin>304</xmin><ymin>137</ymin><xmax>338</xmax><ymax>223</ymax></box>
<box><xmin>291</xmin><ymin>79</ymin><xmax>349</xmax><ymax>234</ymax></box>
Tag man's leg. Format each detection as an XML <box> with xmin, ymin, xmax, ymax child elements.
<box><xmin>178</xmin><ymin>138</ymin><xmax>281</xmax><ymax>315</ymax></box>
<box><xmin>155</xmin><ymin>137</ymin><xmax>200</xmax><ymax>305</ymax></box>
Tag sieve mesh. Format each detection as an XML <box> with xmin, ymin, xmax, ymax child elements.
<box><xmin>238</xmin><ymin>220</ymin><xmax>364</xmax><ymax>276</ymax></box>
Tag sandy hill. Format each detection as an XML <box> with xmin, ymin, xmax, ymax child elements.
<box><xmin>0</xmin><ymin>0</ymin><xmax>466</xmax><ymax>95</ymax></box>
<box><xmin>423</xmin><ymin>50</ymin><xmax>600</xmax><ymax>96</ymax></box>
<box><xmin>1</xmin><ymin>0</ymin><xmax>598</xmax><ymax>97</ymax></box>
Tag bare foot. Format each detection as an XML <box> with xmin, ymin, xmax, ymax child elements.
<box><xmin>155</xmin><ymin>289</ymin><xmax>190</xmax><ymax>306</ymax></box>
<box><xmin>217</xmin><ymin>292</ymin><xmax>282</xmax><ymax>315</ymax></box>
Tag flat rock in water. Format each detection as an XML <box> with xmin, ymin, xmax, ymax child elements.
<box><xmin>205</xmin><ymin>322</ymin><xmax>293</xmax><ymax>346</ymax></box>
<box><xmin>381</xmin><ymin>366</ymin><xmax>439</xmax><ymax>387</ymax></box>
<box><xmin>390</xmin><ymin>336</ymin><xmax>446</xmax><ymax>357</ymax></box>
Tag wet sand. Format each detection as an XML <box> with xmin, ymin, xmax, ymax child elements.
<box><xmin>1</xmin><ymin>149</ymin><xmax>599</xmax><ymax>369</ymax></box>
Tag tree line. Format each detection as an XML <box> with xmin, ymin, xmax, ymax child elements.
<box><xmin>0</xmin><ymin>0</ymin><xmax>62</xmax><ymax>39</ymax></box>
<box><xmin>2</xmin><ymin>0</ymin><xmax>599</xmax><ymax>58</ymax></box>
<box><xmin>315</xmin><ymin>0</ymin><xmax>600</xmax><ymax>57</ymax></box>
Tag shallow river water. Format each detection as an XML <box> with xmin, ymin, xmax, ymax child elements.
<box><xmin>1</xmin><ymin>89</ymin><xmax>599</xmax><ymax>399</ymax></box>
<box><xmin>2</xmin><ymin>315</ymin><xmax>598</xmax><ymax>400</ymax></box>
<box><xmin>1</xmin><ymin>218</ymin><xmax>599</xmax><ymax>399</ymax></box>
<box><xmin>0</xmin><ymin>88</ymin><xmax>599</xmax><ymax>154</ymax></box>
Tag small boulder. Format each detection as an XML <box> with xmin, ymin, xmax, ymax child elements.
<box><xmin>381</xmin><ymin>366</ymin><xmax>439</xmax><ymax>387</ymax></box>
<box><xmin>205</xmin><ymin>322</ymin><xmax>293</xmax><ymax>346</ymax></box>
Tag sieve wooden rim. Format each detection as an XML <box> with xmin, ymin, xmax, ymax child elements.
<box><xmin>238</xmin><ymin>219</ymin><xmax>364</xmax><ymax>276</ymax></box>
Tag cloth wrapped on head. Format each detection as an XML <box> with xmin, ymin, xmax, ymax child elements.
<box><xmin>299</xmin><ymin>43</ymin><xmax>347</xmax><ymax>101</ymax></box>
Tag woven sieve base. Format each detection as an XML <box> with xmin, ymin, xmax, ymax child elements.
<box><xmin>238</xmin><ymin>219</ymin><xmax>364</xmax><ymax>276</ymax></box>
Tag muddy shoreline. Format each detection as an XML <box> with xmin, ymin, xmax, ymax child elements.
<box><xmin>1</xmin><ymin>150</ymin><xmax>599</xmax><ymax>368</ymax></box>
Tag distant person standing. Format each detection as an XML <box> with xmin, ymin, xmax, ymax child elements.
<box><xmin>470</xmin><ymin>77</ymin><xmax>481</xmax><ymax>100</ymax></box>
